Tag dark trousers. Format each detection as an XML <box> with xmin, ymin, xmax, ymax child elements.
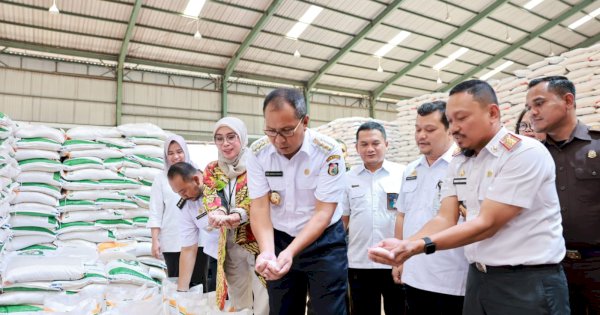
<box><xmin>163</xmin><ymin>247</ymin><xmax>218</xmax><ymax>292</ymax></box>
<box><xmin>348</xmin><ymin>268</ymin><xmax>405</xmax><ymax>315</ymax></box>
<box><xmin>405</xmin><ymin>285</ymin><xmax>462</xmax><ymax>315</ymax></box>
<box><xmin>268</xmin><ymin>220</ymin><xmax>348</xmax><ymax>315</ymax></box>
<box><xmin>463</xmin><ymin>263</ymin><xmax>570</xmax><ymax>315</ymax></box>
<box><xmin>563</xmin><ymin>256</ymin><xmax>600</xmax><ymax>315</ymax></box>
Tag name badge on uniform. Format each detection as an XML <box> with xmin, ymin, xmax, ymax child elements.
<box><xmin>177</xmin><ymin>198</ymin><xmax>187</xmax><ymax>209</ymax></box>
<box><xmin>453</xmin><ymin>177</ymin><xmax>467</xmax><ymax>185</ymax></box>
<box><xmin>387</xmin><ymin>193</ymin><xmax>399</xmax><ymax>210</ymax></box>
<box><xmin>196</xmin><ymin>211</ymin><xmax>207</xmax><ymax>220</ymax></box>
<box><xmin>405</xmin><ymin>176</ymin><xmax>417</xmax><ymax>181</ymax></box>
<box><xmin>265</xmin><ymin>171</ymin><xmax>283</xmax><ymax>177</ymax></box>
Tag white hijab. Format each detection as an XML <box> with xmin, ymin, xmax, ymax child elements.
<box><xmin>213</xmin><ymin>117</ymin><xmax>248</xmax><ymax>179</ymax></box>
<box><xmin>163</xmin><ymin>134</ymin><xmax>196</xmax><ymax>173</ymax></box>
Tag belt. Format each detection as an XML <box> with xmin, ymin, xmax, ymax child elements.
<box><xmin>565</xmin><ymin>249</ymin><xmax>600</xmax><ymax>260</ymax></box>
<box><xmin>473</xmin><ymin>262</ymin><xmax>559</xmax><ymax>274</ymax></box>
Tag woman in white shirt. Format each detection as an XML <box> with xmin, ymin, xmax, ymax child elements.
<box><xmin>148</xmin><ymin>135</ymin><xmax>213</xmax><ymax>289</ymax></box>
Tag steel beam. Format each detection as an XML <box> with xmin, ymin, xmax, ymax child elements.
<box><xmin>116</xmin><ymin>0</ymin><xmax>142</xmax><ymax>126</ymax></box>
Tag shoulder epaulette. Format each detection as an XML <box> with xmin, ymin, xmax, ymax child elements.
<box><xmin>452</xmin><ymin>147</ymin><xmax>462</xmax><ymax>157</ymax></box>
<box><xmin>250</xmin><ymin>136</ymin><xmax>270</xmax><ymax>155</ymax></box>
<box><xmin>499</xmin><ymin>133</ymin><xmax>522</xmax><ymax>151</ymax></box>
<box><xmin>312</xmin><ymin>135</ymin><xmax>334</xmax><ymax>154</ymax></box>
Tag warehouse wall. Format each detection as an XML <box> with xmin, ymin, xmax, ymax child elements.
<box><xmin>0</xmin><ymin>53</ymin><xmax>398</xmax><ymax>140</ymax></box>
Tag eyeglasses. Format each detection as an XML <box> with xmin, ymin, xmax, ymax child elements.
<box><xmin>214</xmin><ymin>133</ymin><xmax>238</xmax><ymax>145</ymax></box>
<box><xmin>518</xmin><ymin>122</ymin><xmax>533</xmax><ymax>132</ymax></box>
<box><xmin>264</xmin><ymin>116</ymin><xmax>305</xmax><ymax>138</ymax></box>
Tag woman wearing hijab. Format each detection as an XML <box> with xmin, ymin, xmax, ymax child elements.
<box><xmin>203</xmin><ymin>117</ymin><xmax>269</xmax><ymax>314</ymax></box>
<box><xmin>148</xmin><ymin>135</ymin><xmax>213</xmax><ymax>290</ymax></box>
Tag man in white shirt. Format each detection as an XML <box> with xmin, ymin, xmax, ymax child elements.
<box><xmin>340</xmin><ymin>121</ymin><xmax>405</xmax><ymax>315</ymax></box>
<box><xmin>396</xmin><ymin>101</ymin><xmax>467</xmax><ymax>315</ymax></box>
<box><xmin>369</xmin><ymin>80</ymin><xmax>570</xmax><ymax>315</ymax></box>
<box><xmin>167</xmin><ymin>162</ymin><xmax>215</xmax><ymax>292</ymax></box>
<box><xmin>247</xmin><ymin>88</ymin><xmax>348</xmax><ymax>315</ymax></box>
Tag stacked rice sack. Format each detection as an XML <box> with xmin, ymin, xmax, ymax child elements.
<box><xmin>313</xmin><ymin>117</ymin><xmax>406</xmax><ymax>167</ymax></box>
<box><xmin>0</xmin><ymin>113</ymin><xmax>18</xmax><ymax>258</ymax></box>
<box><xmin>9</xmin><ymin>124</ymin><xmax>65</xmax><ymax>252</ymax></box>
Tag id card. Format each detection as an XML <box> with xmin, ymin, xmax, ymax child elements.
<box><xmin>387</xmin><ymin>193</ymin><xmax>399</xmax><ymax>210</ymax></box>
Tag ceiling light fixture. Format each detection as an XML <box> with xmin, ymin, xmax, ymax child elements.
<box><xmin>432</xmin><ymin>47</ymin><xmax>469</xmax><ymax>71</ymax></box>
<box><xmin>377</xmin><ymin>57</ymin><xmax>383</xmax><ymax>72</ymax></box>
<box><xmin>479</xmin><ymin>60</ymin><xmax>514</xmax><ymax>80</ymax></box>
<box><xmin>293</xmin><ymin>49</ymin><xmax>301</xmax><ymax>58</ymax></box>
<box><xmin>182</xmin><ymin>0</ymin><xmax>206</xmax><ymax>19</ymax></box>
<box><xmin>49</xmin><ymin>0</ymin><xmax>59</xmax><ymax>14</ymax></box>
<box><xmin>505</xmin><ymin>26</ymin><xmax>512</xmax><ymax>42</ymax></box>
<box><xmin>286</xmin><ymin>5</ymin><xmax>323</xmax><ymax>40</ymax></box>
<box><xmin>445</xmin><ymin>3</ymin><xmax>451</xmax><ymax>22</ymax></box>
<box><xmin>523</xmin><ymin>0</ymin><xmax>544</xmax><ymax>10</ymax></box>
<box><xmin>193</xmin><ymin>19</ymin><xmax>202</xmax><ymax>40</ymax></box>
<box><xmin>568</xmin><ymin>7</ymin><xmax>600</xmax><ymax>30</ymax></box>
<box><xmin>436</xmin><ymin>70</ymin><xmax>442</xmax><ymax>84</ymax></box>
<box><xmin>373</xmin><ymin>30</ymin><xmax>411</xmax><ymax>58</ymax></box>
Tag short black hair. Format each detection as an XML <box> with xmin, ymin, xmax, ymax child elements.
<box><xmin>449</xmin><ymin>79</ymin><xmax>498</xmax><ymax>106</ymax></box>
<box><xmin>515</xmin><ymin>109</ymin><xmax>528</xmax><ymax>135</ymax></box>
<box><xmin>167</xmin><ymin>162</ymin><xmax>200</xmax><ymax>181</ymax></box>
<box><xmin>263</xmin><ymin>88</ymin><xmax>307</xmax><ymax>119</ymax></box>
<box><xmin>356</xmin><ymin>121</ymin><xmax>386</xmax><ymax>141</ymax></box>
<box><xmin>417</xmin><ymin>100</ymin><xmax>449</xmax><ymax>129</ymax></box>
<box><xmin>528</xmin><ymin>76</ymin><xmax>576</xmax><ymax>99</ymax></box>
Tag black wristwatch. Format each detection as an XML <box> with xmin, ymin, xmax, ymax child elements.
<box><xmin>423</xmin><ymin>237</ymin><xmax>436</xmax><ymax>255</ymax></box>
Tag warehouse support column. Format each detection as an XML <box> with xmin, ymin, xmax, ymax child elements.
<box><xmin>368</xmin><ymin>96</ymin><xmax>376</xmax><ymax>119</ymax></box>
<box><xmin>221</xmin><ymin>76</ymin><xmax>228</xmax><ymax>118</ymax></box>
<box><xmin>116</xmin><ymin>0</ymin><xmax>142</xmax><ymax>126</ymax></box>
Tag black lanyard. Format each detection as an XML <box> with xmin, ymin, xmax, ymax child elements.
<box><xmin>223</xmin><ymin>177</ymin><xmax>237</xmax><ymax>213</ymax></box>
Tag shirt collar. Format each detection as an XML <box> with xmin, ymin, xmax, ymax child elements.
<box><xmin>544</xmin><ymin>120</ymin><xmax>591</xmax><ymax>148</ymax></box>
<box><xmin>356</xmin><ymin>159</ymin><xmax>391</xmax><ymax>175</ymax></box>
<box><xmin>482</xmin><ymin>127</ymin><xmax>509</xmax><ymax>157</ymax></box>
<box><xmin>417</xmin><ymin>143</ymin><xmax>456</xmax><ymax>168</ymax></box>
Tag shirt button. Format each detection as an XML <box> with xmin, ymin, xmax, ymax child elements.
<box><xmin>559</xmin><ymin>185</ymin><xmax>566</xmax><ymax>191</ymax></box>
<box><xmin>592</xmin><ymin>171</ymin><xmax>598</xmax><ymax>176</ymax></box>
<box><xmin>561</xmin><ymin>207</ymin><xmax>567</xmax><ymax>212</ymax></box>
<box><xmin>558</xmin><ymin>166</ymin><xmax>564</xmax><ymax>171</ymax></box>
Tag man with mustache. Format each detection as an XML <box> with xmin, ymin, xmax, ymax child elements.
<box><xmin>527</xmin><ymin>76</ymin><xmax>600</xmax><ymax>314</ymax></box>
<box><xmin>369</xmin><ymin>80</ymin><xmax>569</xmax><ymax>315</ymax></box>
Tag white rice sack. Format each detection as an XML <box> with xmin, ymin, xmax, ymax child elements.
<box><xmin>131</xmin><ymin>195</ymin><xmax>150</xmax><ymax>209</ymax></box>
<box><xmin>0</xmin><ymin>164</ymin><xmax>19</xmax><ymax>179</ymax></box>
<box><xmin>44</xmin><ymin>296</ymin><xmax>102</xmax><ymax>314</ymax></box>
<box><xmin>4</xmin><ymin>235</ymin><xmax>55</xmax><ymax>251</ymax></box>
<box><xmin>14</xmin><ymin>149</ymin><xmax>60</xmax><ymax>161</ymax></box>
<box><xmin>18</xmin><ymin>158</ymin><xmax>63</xmax><ymax>172</ymax></box>
<box><xmin>16</xmin><ymin>138</ymin><xmax>62</xmax><ymax>151</ymax></box>
<box><xmin>104</xmin><ymin>157</ymin><xmax>142</xmax><ymax>171</ymax></box>
<box><xmin>2</xmin><ymin>251</ymin><xmax>84</xmax><ymax>284</ymax></box>
<box><xmin>57</xmin><ymin>230</ymin><xmax>116</xmax><ymax>243</ymax></box>
<box><xmin>17</xmin><ymin>183</ymin><xmax>61</xmax><ymax>199</ymax></box>
<box><xmin>61</xmin><ymin>169</ymin><xmax>121</xmax><ymax>181</ymax></box>
<box><xmin>56</xmin><ymin>222</ymin><xmax>101</xmax><ymax>234</ymax></box>
<box><xmin>132</xmin><ymin>217</ymin><xmax>148</xmax><ymax>227</ymax></box>
<box><xmin>98</xmin><ymin>179</ymin><xmax>141</xmax><ymax>190</ymax></box>
<box><xmin>61</xmin><ymin>180</ymin><xmax>101</xmax><ymax>191</ymax></box>
<box><xmin>0</xmin><ymin>290</ymin><xmax>60</xmax><ymax>306</ymax></box>
<box><xmin>576</xmin><ymin>107</ymin><xmax>596</xmax><ymax>116</ymax></box>
<box><xmin>95</xmin><ymin>219</ymin><xmax>133</xmax><ymax>229</ymax></box>
<box><xmin>527</xmin><ymin>59</ymin><xmax>548</xmax><ymax>70</ymax></box>
<box><xmin>15</xmin><ymin>125</ymin><xmax>65</xmax><ymax>144</ymax></box>
<box><xmin>10</xmin><ymin>203</ymin><xmax>59</xmax><ymax>217</ymax></box>
<box><xmin>97</xmin><ymin>138</ymin><xmax>135</xmax><ymax>149</ymax></box>
<box><xmin>0</xmin><ymin>304</ymin><xmax>47</xmax><ymax>314</ymax></box>
<box><xmin>119</xmin><ymin>167</ymin><xmax>161</xmax><ymax>182</ymax></box>
<box><xmin>58</xmin><ymin>199</ymin><xmax>98</xmax><ymax>212</ymax></box>
<box><xmin>97</xmin><ymin>241</ymin><xmax>138</xmax><ymax>263</ymax></box>
<box><xmin>62</xmin><ymin>157</ymin><xmax>104</xmax><ymax>172</ymax></box>
<box><xmin>135</xmin><ymin>242</ymin><xmax>152</xmax><ymax>257</ymax></box>
<box><xmin>15</xmin><ymin>171</ymin><xmax>61</xmax><ymax>186</ymax></box>
<box><xmin>10</xmin><ymin>214</ymin><xmax>58</xmax><ymax>229</ymax></box>
<box><xmin>117</xmin><ymin>123</ymin><xmax>166</xmax><ymax>140</ymax></box>
<box><xmin>64</xmin><ymin>190</ymin><xmax>125</xmax><ymax>201</ymax></box>
<box><xmin>106</xmin><ymin>259</ymin><xmax>159</xmax><ymax>287</ymax></box>
<box><xmin>11</xmin><ymin>191</ymin><xmax>58</xmax><ymax>207</ymax></box>
<box><xmin>122</xmin><ymin>186</ymin><xmax>151</xmax><ymax>198</ymax></box>
<box><xmin>66</xmin><ymin>126</ymin><xmax>121</xmax><ymax>140</ymax></box>
<box><xmin>128</xmin><ymin>137</ymin><xmax>164</xmax><ymax>147</ymax></box>
<box><xmin>147</xmin><ymin>266</ymin><xmax>166</xmax><ymax>282</ymax></box>
<box><xmin>11</xmin><ymin>226</ymin><xmax>56</xmax><ymax>239</ymax></box>
<box><xmin>64</xmin><ymin>148</ymin><xmax>124</xmax><ymax>160</ymax></box>
<box><xmin>0</xmin><ymin>126</ymin><xmax>12</xmax><ymax>140</ymax></box>
<box><xmin>546</xmin><ymin>56</ymin><xmax>565</xmax><ymax>65</ymax></box>
<box><xmin>580</xmin><ymin>113</ymin><xmax>600</xmax><ymax>124</ymax></box>
<box><xmin>96</xmin><ymin>198</ymin><xmax>138</xmax><ymax>210</ymax></box>
<box><xmin>129</xmin><ymin>155</ymin><xmax>164</xmax><ymax>169</ymax></box>
<box><xmin>60</xmin><ymin>209</ymin><xmax>123</xmax><ymax>224</ymax></box>
<box><xmin>49</xmin><ymin>263</ymin><xmax>109</xmax><ymax>291</ymax></box>
<box><xmin>114</xmin><ymin>228</ymin><xmax>151</xmax><ymax>240</ymax></box>
<box><xmin>122</xmin><ymin>146</ymin><xmax>163</xmax><ymax>159</ymax></box>
<box><xmin>61</xmin><ymin>139</ymin><xmax>105</xmax><ymax>152</ymax></box>
<box><xmin>565</xmin><ymin>61</ymin><xmax>591</xmax><ymax>72</ymax></box>
<box><xmin>120</xmin><ymin>209</ymin><xmax>148</xmax><ymax>220</ymax></box>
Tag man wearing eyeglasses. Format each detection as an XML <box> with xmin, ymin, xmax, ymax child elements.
<box><xmin>247</xmin><ymin>88</ymin><xmax>348</xmax><ymax>315</ymax></box>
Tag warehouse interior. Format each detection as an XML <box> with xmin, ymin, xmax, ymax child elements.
<box><xmin>0</xmin><ymin>0</ymin><xmax>599</xmax><ymax>313</ymax></box>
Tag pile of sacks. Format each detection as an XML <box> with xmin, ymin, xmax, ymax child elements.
<box><xmin>0</xmin><ymin>113</ymin><xmax>18</xmax><ymax>256</ymax></box>
<box><xmin>313</xmin><ymin>117</ymin><xmax>406</xmax><ymax>167</ymax></box>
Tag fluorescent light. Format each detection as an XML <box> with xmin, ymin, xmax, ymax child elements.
<box><xmin>182</xmin><ymin>0</ymin><xmax>206</xmax><ymax>18</ymax></box>
<box><xmin>568</xmin><ymin>7</ymin><xmax>600</xmax><ymax>30</ymax></box>
<box><xmin>374</xmin><ymin>31</ymin><xmax>411</xmax><ymax>57</ymax></box>
<box><xmin>49</xmin><ymin>0</ymin><xmax>59</xmax><ymax>14</ymax></box>
<box><xmin>479</xmin><ymin>60</ymin><xmax>514</xmax><ymax>81</ymax></box>
<box><xmin>286</xmin><ymin>5</ymin><xmax>323</xmax><ymax>39</ymax></box>
<box><xmin>523</xmin><ymin>0</ymin><xmax>544</xmax><ymax>10</ymax></box>
<box><xmin>432</xmin><ymin>47</ymin><xmax>469</xmax><ymax>71</ymax></box>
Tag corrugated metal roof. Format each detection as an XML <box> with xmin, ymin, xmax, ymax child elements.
<box><xmin>0</xmin><ymin>0</ymin><xmax>599</xmax><ymax>100</ymax></box>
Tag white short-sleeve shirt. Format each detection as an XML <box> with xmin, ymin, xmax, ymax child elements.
<box><xmin>179</xmin><ymin>197</ymin><xmax>210</xmax><ymax>248</ymax></box>
<box><xmin>440</xmin><ymin>128</ymin><xmax>566</xmax><ymax>266</ymax></box>
<box><xmin>147</xmin><ymin>174</ymin><xmax>185</xmax><ymax>252</ymax></box>
<box><xmin>340</xmin><ymin>160</ymin><xmax>404</xmax><ymax>269</ymax></box>
<box><xmin>399</xmin><ymin>146</ymin><xmax>468</xmax><ymax>296</ymax></box>
<box><xmin>247</xmin><ymin>129</ymin><xmax>346</xmax><ymax>237</ymax></box>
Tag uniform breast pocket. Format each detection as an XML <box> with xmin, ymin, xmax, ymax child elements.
<box><xmin>349</xmin><ymin>189</ymin><xmax>367</xmax><ymax>212</ymax></box>
<box><xmin>400</xmin><ymin>180</ymin><xmax>417</xmax><ymax>211</ymax></box>
<box><xmin>296</xmin><ymin>176</ymin><xmax>316</xmax><ymax>208</ymax></box>
<box><xmin>574</xmin><ymin>167</ymin><xmax>600</xmax><ymax>204</ymax></box>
